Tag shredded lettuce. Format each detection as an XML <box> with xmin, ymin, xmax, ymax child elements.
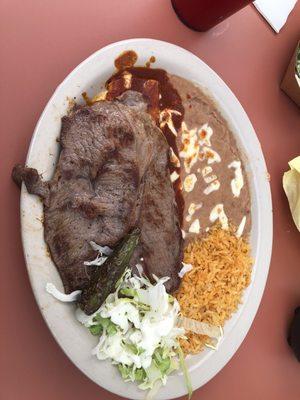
<box><xmin>46</xmin><ymin>261</ymin><xmax>222</xmax><ymax>399</ymax></box>
<box><xmin>46</xmin><ymin>283</ymin><xmax>81</xmax><ymax>302</ymax></box>
<box><xmin>77</xmin><ymin>268</ymin><xmax>186</xmax><ymax>395</ymax></box>
<box><xmin>84</xmin><ymin>242</ymin><xmax>113</xmax><ymax>266</ymax></box>
<box><xmin>119</xmin><ymin>288</ymin><xmax>136</xmax><ymax>298</ymax></box>
<box><xmin>50</xmin><ymin>264</ymin><xmax>222</xmax><ymax>398</ymax></box>
<box><xmin>118</xmin><ymin>364</ymin><xmax>147</xmax><ymax>383</ymax></box>
<box><xmin>89</xmin><ymin>315</ymin><xmax>118</xmax><ymax>336</ymax></box>
<box><xmin>89</xmin><ymin>324</ymin><xmax>102</xmax><ymax>336</ymax></box>
<box><xmin>178</xmin><ymin>262</ymin><xmax>193</xmax><ymax>278</ymax></box>
<box><xmin>178</xmin><ymin>346</ymin><xmax>193</xmax><ymax>400</ymax></box>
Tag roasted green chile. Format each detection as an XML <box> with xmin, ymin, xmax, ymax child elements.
<box><xmin>79</xmin><ymin>228</ymin><xmax>140</xmax><ymax>315</ymax></box>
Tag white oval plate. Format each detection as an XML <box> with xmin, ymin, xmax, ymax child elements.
<box><xmin>20</xmin><ymin>39</ymin><xmax>272</xmax><ymax>400</ymax></box>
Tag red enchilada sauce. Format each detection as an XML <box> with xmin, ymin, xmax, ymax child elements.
<box><xmin>145</xmin><ymin>56</ymin><xmax>156</xmax><ymax>68</ymax></box>
<box><xmin>107</xmin><ymin>51</ymin><xmax>185</xmax><ymax>224</ymax></box>
<box><xmin>114</xmin><ymin>50</ymin><xmax>138</xmax><ymax>70</ymax></box>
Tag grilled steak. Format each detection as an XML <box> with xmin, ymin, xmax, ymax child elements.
<box><xmin>13</xmin><ymin>91</ymin><xmax>183</xmax><ymax>293</ymax></box>
<box><xmin>130</xmin><ymin>123</ymin><xmax>183</xmax><ymax>292</ymax></box>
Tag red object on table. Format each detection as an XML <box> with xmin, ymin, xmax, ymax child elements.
<box><xmin>172</xmin><ymin>0</ymin><xmax>253</xmax><ymax>31</ymax></box>
<box><xmin>1</xmin><ymin>1</ymin><xmax>300</xmax><ymax>400</ymax></box>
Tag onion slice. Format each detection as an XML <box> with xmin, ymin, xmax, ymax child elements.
<box><xmin>178</xmin><ymin>316</ymin><xmax>222</xmax><ymax>339</ymax></box>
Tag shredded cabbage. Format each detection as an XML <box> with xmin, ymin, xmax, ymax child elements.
<box><xmin>46</xmin><ymin>283</ymin><xmax>81</xmax><ymax>302</ymax></box>
<box><xmin>47</xmin><ymin>264</ymin><xmax>221</xmax><ymax>397</ymax></box>
<box><xmin>77</xmin><ymin>269</ymin><xmax>185</xmax><ymax>393</ymax></box>
<box><xmin>178</xmin><ymin>262</ymin><xmax>193</xmax><ymax>278</ymax></box>
<box><xmin>84</xmin><ymin>242</ymin><xmax>113</xmax><ymax>266</ymax></box>
<box><xmin>178</xmin><ymin>346</ymin><xmax>192</xmax><ymax>400</ymax></box>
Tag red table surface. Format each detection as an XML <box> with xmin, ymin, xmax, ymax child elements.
<box><xmin>1</xmin><ymin>1</ymin><xmax>300</xmax><ymax>399</ymax></box>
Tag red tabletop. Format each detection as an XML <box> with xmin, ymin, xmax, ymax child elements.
<box><xmin>1</xmin><ymin>1</ymin><xmax>300</xmax><ymax>399</ymax></box>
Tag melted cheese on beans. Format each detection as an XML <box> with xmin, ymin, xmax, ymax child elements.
<box><xmin>179</xmin><ymin>122</ymin><xmax>200</xmax><ymax>173</ymax></box>
<box><xmin>203</xmin><ymin>180</ymin><xmax>220</xmax><ymax>195</ymax></box>
<box><xmin>228</xmin><ymin>160</ymin><xmax>244</xmax><ymax>197</ymax></box>
<box><xmin>209</xmin><ymin>204</ymin><xmax>228</xmax><ymax>230</ymax></box>
<box><xmin>189</xmin><ymin>219</ymin><xmax>200</xmax><ymax>234</ymax></box>
<box><xmin>198</xmin><ymin>123</ymin><xmax>213</xmax><ymax>146</ymax></box>
<box><xmin>183</xmin><ymin>173</ymin><xmax>197</xmax><ymax>192</ymax></box>
<box><xmin>159</xmin><ymin>109</ymin><xmax>181</xmax><ymax>136</ymax></box>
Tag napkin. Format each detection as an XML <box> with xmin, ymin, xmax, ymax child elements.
<box><xmin>254</xmin><ymin>0</ymin><xmax>298</xmax><ymax>33</ymax></box>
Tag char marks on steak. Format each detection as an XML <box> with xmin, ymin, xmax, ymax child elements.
<box><xmin>13</xmin><ymin>91</ymin><xmax>183</xmax><ymax>293</ymax></box>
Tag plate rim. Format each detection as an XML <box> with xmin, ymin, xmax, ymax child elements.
<box><xmin>20</xmin><ymin>38</ymin><xmax>273</xmax><ymax>400</ymax></box>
